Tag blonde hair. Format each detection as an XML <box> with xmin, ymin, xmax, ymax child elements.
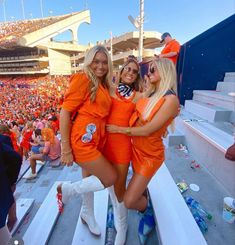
<box><xmin>143</xmin><ymin>58</ymin><xmax>177</xmax><ymax>129</ymax></box>
<box><xmin>117</xmin><ymin>57</ymin><xmax>141</xmax><ymax>91</ymax></box>
<box><xmin>41</xmin><ymin>128</ymin><xmax>55</xmax><ymax>145</ymax></box>
<box><xmin>83</xmin><ymin>45</ymin><xmax>113</xmax><ymax>102</ymax></box>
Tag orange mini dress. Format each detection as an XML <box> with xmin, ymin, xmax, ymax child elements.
<box><xmin>103</xmin><ymin>94</ymin><xmax>135</xmax><ymax>164</ymax></box>
<box><xmin>62</xmin><ymin>73</ymin><xmax>112</xmax><ymax>163</ymax></box>
<box><xmin>130</xmin><ymin>96</ymin><xmax>175</xmax><ymax>178</ymax></box>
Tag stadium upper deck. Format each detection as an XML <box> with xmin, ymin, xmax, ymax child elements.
<box><xmin>0</xmin><ymin>9</ymin><xmax>163</xmax><ymax>75</ymax></box>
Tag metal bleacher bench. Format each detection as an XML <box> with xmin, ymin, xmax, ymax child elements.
<box><xmin>22</xmin><ymin>181</ymin><xmax>109</xmax><ymax>245</ymax></box>
<box><xmin>23</xmin><ymin>182</ymin><xmax>65</xmax><ymax>245</ymax></box>
<box><xmin>148</xmin><ymin>163</ymin><xmax>207</xmax><ymax>245</ymax></box>
<box><xmin>71</xmin><ymin>189</ymin><xmax>109</xmax><ymax>245</ymax></box>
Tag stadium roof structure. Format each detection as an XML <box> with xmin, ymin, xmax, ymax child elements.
<box><xmin>74</xmin><ymin>31</ymin><xmax>164</xmax><ymax>67</ymax></box>
<box><xmin>0</xmin><ymin>10</ymin><xmax>91</xmax><ymax>52</ymax></box>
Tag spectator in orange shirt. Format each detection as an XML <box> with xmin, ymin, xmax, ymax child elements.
<box><xmin>158</xmin><ymin>32</ymin><xmax>180</xmax><ymax>65</ymax></box>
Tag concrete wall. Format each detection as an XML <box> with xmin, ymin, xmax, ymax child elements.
<box><xmin>48</xmin><ymin>49</ymin><xmax>71</xmax><ymax>75</ymax></box>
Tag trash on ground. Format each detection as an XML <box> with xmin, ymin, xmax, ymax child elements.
<box><xmin>189</xmin><ymin>183</ymin><xmax>200</xmax><ymax>192</ymax></box>
<box><xmin>177</xmin><ymin>181</ymin><xmax>189</xmax><ymax>193</ymax></box>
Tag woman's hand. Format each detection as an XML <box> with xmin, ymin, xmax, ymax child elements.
<box><xmin>61</xmin><ymin>150</ymin><xmax>74</xmax><ymax>166</ymax></box>
<box><xmin>106</xmin><ymin>124</ymin><xmax>121</xmax><ymax>133</ymax></box>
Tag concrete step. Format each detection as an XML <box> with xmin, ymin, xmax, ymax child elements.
<box><xmin>185</xmin><ymin>100</ymin><xmax>231</xmax><ymax>122</ymax></box>
<box><xmin>193</xmin><ymin>90</ymin><xmax>235</xmax><ymax>111</ymax></box>
<box><xmin>163</xmin><ymin>129</ymin><xmax>185</xmax><ymax>146</ymax></box>
<box><xmin>23</xmin><ymin>181</ymin><xmax>68</xmax><ymax>245</ymax></box>
<box><xmin>71</xmin><ymin>190</ymin><xmax>109</xmax><ymax>245</ymax></box>
<box><xmin>148</xmin><ymin>163</ymin><xmax>207</xmax><ymax>245</ymax></box>
<box><xmin>11</xmin><ymin>198</ymin><xmax>34</xmax><ymax>235</ymax></box>
<box><xmin>224</xmin><ymin>72</ymin><xmax>235</xmax><ymax>83</ymax></box>
<box><xmin>216</xmin><ymin>82</ymin><xmax>235</xmax><ymax>93</ymax></box>
<box><xmin>175</xmin><ymin>116</ymin><xmax>235</xmax><ymax>196</ymax></box>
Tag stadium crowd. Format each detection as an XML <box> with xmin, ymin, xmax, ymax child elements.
<box><xmin>0</xmin><ymin>15</ymin><xmax>68</xmax><ymax>48</ymax></box>
<box><xmin>0</xmin><ymin>75</ymin><xmax>69</xmax><ymax>157</ymax></box>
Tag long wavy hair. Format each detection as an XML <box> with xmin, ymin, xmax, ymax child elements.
<box><xmin>117</xmin><ymin>57</ymin><xmax>141</xmax><ymax>91</ymax></box>
<box><xmin>83</xmin><ymin>45</ymin><xmax>113</xmax><ymax>102</ymax></box>
<box><xmin>41</xmin><ymin>128</ymin><xmax>55</xmax><ymax>145</ymax></box>
<box><xmin>143</xmin><ymin>58</ymin><xmax>177</xmax><ymax>131</ymax></box>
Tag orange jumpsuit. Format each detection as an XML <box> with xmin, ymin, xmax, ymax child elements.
<box><xmin>103</xmin><ymin>95</ymin><xmax>135</xmax><ymax>164</ymax></box>
<box><xmin>62</xmin><ymin>73</ymin><xmax>112</xmax><ymax>163</ymax></box>
<box><xmin>130</xmin><ymin>96</ymin><xmax>174</xmax><ymax>178</ymax></box>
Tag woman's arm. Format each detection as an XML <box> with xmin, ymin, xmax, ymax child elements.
<box><xmin>60</xmin><ymin>108</ymin><xmax>73</xmax><ymax>166</ymax></box>
<box><xmin>107</xmin><ymin>95</ymin><xmax>179</xmax><ymax>136</ymax></box>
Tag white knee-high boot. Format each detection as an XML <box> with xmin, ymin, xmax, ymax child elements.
<box><xmin>0</xmin><ymin>225</ymin><xmax>11</xmax><ymax>245</ymax></box>
<box><xmin>80</xmin><ymin>192</ymin><xmax>101</xmax><ymax>236</ymax></box>
<box><xmin>61</xmin><ymin>175</ymin><xmax>104</xmax><ymax>204</ymax></box>
<box><xmin>108</xmin><ymin>186</ymin><xmax>128</xmax><ymax>245</ymax></box>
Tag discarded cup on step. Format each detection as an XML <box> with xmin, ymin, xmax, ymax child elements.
<box><xmin>222</xmin><ymin>197</ymin><xmax>235</xmax><ymax>223</ymax></box>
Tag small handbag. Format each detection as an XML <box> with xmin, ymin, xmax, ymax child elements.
<box><xmin>225</xmin><ymin>143</ymin><xmax>235</xmax><ymax>161</ymax></box>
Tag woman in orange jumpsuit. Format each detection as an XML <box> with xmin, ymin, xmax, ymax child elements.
<box><xmin>103</xmin><ymin>57</ymin><xmax>142</xmax><ymax>245</ymax></box>
<box><xmin>57</xmin><ymin>45</ymin><xmax>117</xmax><ymax>236</ymax></box>
<box><xmin>107</xmin><ymin>58</ymin><xmax>180</xmax><ymax>244</ymax></box>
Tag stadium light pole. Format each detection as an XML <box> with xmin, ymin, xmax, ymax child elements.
<box><xmin>138</xmin><ymin>0</ymin><xmax>144</xmax><ymax>62</ymax></box>
<box><xmin>40</xmin><ymin>0</ymin><xmax>44</xmax><ymax>18</ymax></box>
<box><xmin>128</xmin><ymin>0</ymin><xmax>144</xmax><ymax>62</ymax></box>
<box><xmin>2</xmin><ymin>0</ymin><xmax>6</xmax><ymax>22</ymax></box>
<box><xmin>21</xmin><ymin>0</ymin><xmax>25</xmax><ymax>19</ymax></box>
<box><xmin>110</xmin><ymin>31</ymin><xmax>113</xmax><ymax>61</ymax></box>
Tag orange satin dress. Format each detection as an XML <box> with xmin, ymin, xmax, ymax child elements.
<box><xmin>62</xmin><ymin>73</ymin><xmax>112</xmax><ymax>163</ymax></box>
<box><xmin>103</xmin><ymin>94</ymin><xmax>136</xmax><ymax>164</ymax></box>
<box><xmin>130</xmin><ymin>96</ymin><xmax>174</xmax><ymax>178</ymax></box>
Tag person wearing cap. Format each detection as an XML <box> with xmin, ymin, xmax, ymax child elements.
<box><xmin>158</xmin><ymin>32</ymin><xmax>180</xmax><ymax>65</ymax></box>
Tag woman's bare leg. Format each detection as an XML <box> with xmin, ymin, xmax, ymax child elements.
<box><xmin>113</xmin><ymin>164</ymin><xmax>129</xmax><ymax>202</ymax></box>
<box><xmin>124</xmin><ymin>173</ymin><xmax>151</xmax><ymax>211</ymax></box>
<box><xmin>29</xmin><ymin>154</ymin><xmax>44</xmax><ymax>174</ymax></box>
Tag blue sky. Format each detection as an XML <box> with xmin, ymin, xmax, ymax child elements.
<box><xmin>1</xmin><ymin>0</ymin><xmax>234</xmax><ymax>45</ymax></box>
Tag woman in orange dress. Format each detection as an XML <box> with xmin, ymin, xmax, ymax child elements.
<box><xmin>107</xmin><ymin>58</ymin><xmax>180</xmax><ymax>244</ymax></box>
<box><xmin>20</xmin><ymin>121</ymin><xmax>33</xmax><ymax>159</ymax></box>
<box><xmin>57</xmin><ymin>45</ymin><xmax>117</xmax><ymax>236</ymax></box>
<box><xmin>103</xmin><ymin>57</ymin><xmax>142</xmax><ymax>245</ymax></box>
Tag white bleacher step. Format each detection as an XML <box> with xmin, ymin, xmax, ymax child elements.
<box><xmin>71</xmin><ymin>189</ymin><xmax>109</xmax><ymax>245</ymax></box>
<box><xmin>148</xmin><ymin>163</ymin><xmax>207</xmax><ymax>245</ymax></box>
<box><xmin>23</xmin><ymin>181</ymin><xmax>68</xmax><ymax>245</ymax></box>
<box><xmin>183</xmin><ymin>121</ymin><xmax>234</xmax><ymax>153</ymax></box>
<box><xmin>185</xmin><ymin>100</ymin><xmax>231</xmax><ymax>122</ymax></box>
<box><xmin>193</xmin><ymin>90</ymin><xmax>235</xmax><ymax>111</ymax></box>
<box><xmin>17</xmin><ymin>161</ymin><xmax>30</xmax><ymax>182</ymax></box>
<box><xmin>22</xmin><ymin>161</ymin><xmax>44</xmax><ymax>179</ymax></box>
<box><xmin>164</xmin><ymin>130</ymin><xmax>185</xmax><ymax>146</ymax></box>
<box><xmin>11</xmin><ymin>198</ymin><xmax>34</xmax><ymax>235</ymax></box>
<box><xmin>216</xmin><ymin>82</ymin><xmax>235</xmax><ymax>93</ymax></box>
<box><xmin>224</xmin><ymin>73</ymin><xmax>235</xmax><ymax>83</ymax></box>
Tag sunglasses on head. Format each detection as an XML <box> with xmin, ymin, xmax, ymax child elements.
<box><xmin>149</xmin><ymin>66</ymin><xmax>156</xmax><ymax>74</ymax></box>
<box><xmin>123</xmin><ymin>66</ymin><xmax>139</xmax><ymax>75</ymax></box>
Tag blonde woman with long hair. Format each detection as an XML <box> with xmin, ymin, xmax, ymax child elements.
<box><xmin>57</xmin><ymin>45</ymin><xmax>117</xmax><ymax>236</ymax></box>
<box><xmin>107</xmin><ymin>58</ymin><xmax>180</xmax><ymax>244</ymax></box>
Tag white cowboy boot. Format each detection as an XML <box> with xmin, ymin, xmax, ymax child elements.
<box><xmin>60</xmin><ymin>175</ymin><xmax>104</xmax><ymax>204</ymax></box>
<box><xmin>108</xmin><ymin>186</ymin><xmax>128</xmax><ymax>245</ymax></box>
<box><xmin>80</xmin><ymin>192</ymin><xmax>101</xmax><ymax>236</ymax></box>
<box><xmin>115</xmin><ymin>201</ymin><xmax>128</xmax><ymax>245</ymax></box>
<box><xmin>0</xmin><ymin>225</ymin><xmax>11</xmax><ymax>245</ymax></box>
<box><xmin>108</xmin><ymin>186</ymin><xmax>118</xmax><ymax>228</ymax></box>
